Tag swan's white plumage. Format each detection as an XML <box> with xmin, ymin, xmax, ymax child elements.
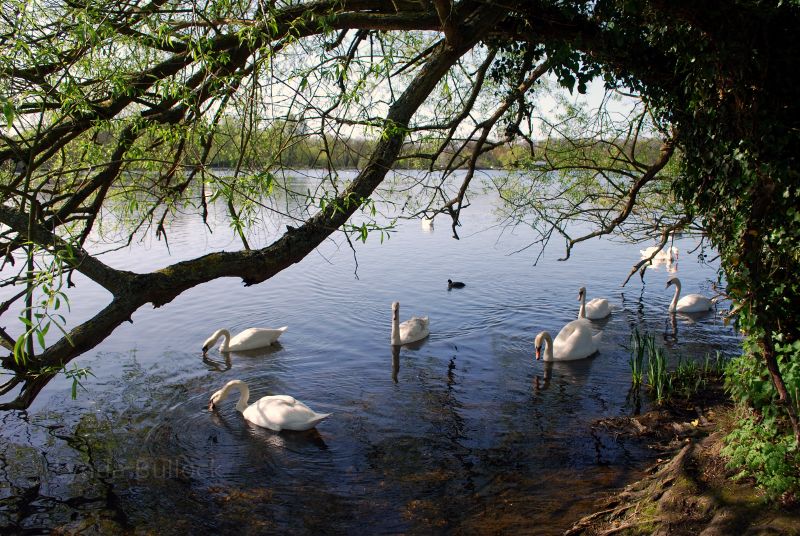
<box><xmin>640</xmin><ymin>245</ymin><xmax>679</xmax><ymax>261</ymax></box>
<box><xmin>666</xmin><ymin>277</ymin><xmax>714</xmax><ymax>313</ymax></box>
<box><xmin>535</xmin><ymin>319</ymin><xmax>601</xmax><ymax>361</ymax></box>
<box><xmin>209</xmin><ymin>380</ymin><xmax>330</xmax><ymax>431</ymax></box>
<box><xmin>391</xmin><ymin>301</ymin><xmax>429</xmax><ymax>345</ymax></box>
<box><xmin>202</xmin><ymin>326</ymin><xmax>287</xmax><ymax>352</ymax></box>
<box><xmin>578</xmin><ymin>286</ymin><xmax>611</xmax><ymax>320</ymax></box>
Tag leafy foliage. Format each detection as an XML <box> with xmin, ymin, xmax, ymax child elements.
<box><xmin>725</xmin><ymin>345</ymin><xmax>800</xmax><ymax>497</ymax></box>
<box><xmin>723</xmin><ymin>407</ymin><xmax>800</xmax><ymax>499</ymax></box>
<box><xmin>613</xmin><ymin>0</ymin><xmax>800</xmax><ymax>493</ymax></box>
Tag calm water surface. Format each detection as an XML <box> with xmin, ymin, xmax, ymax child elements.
<box><xmin>0</xmin><ymin>171</ymin><xmax>740</xmax><ymax>534</ymax></box>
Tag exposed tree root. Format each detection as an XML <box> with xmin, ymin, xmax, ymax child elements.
<box><xmin>566</xmin><ymin>409</ymin><xmax>800</xmax><ymax>536</ymax></box>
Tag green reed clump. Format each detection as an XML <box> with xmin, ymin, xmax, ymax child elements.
<box><xmin>628</xmin><ymin>329</ymin><xmax>647</xmax><ymax>387</ymax></box>
<box><xmin>629</xmin><ymin>329</ymin><xmax>670</xmax><ymax>404</ymax></box>
<box><xmin>672</xmin><ymin>355</ymin><xmax>704</xmax><ymax>399</ymax></box>
<box><xmin>629</xmin><ymin>332</ymin><xmax>728</xmax><ymax>405</ymax></box>
<box><xmin>670</xmin><ymin>351</ymin><xmax>728</xmax><ymax>399</ymax></box>
<box><xmin>704</xmin><ymin>350</ymin><xmax>727</xmax><ymax>375</ymax></box>
<box><xmin>647</xmin><ymin>346</ymin><xmax>670</xmax><ymax>404</ymax></box>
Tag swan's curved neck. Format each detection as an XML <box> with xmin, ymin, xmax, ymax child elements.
<box><xmin>219</xmin><ymin>380</ymin><xmax>249</xmax><ymax>412</ymax></box>
<box><xmin>669</xmin><ymin>281</ymin><xmax>682</xmax><ymax>313</ymax></box>
<box><xmin>203</xmin><ymin>329</ymin><xmax>231</xmax><ymax>352</ymax></box>
<box><xmin>219</xmin><ymin>329</ymin><xmax>231</xmax><ymax>350</ymax></box>
<box><xmin>540</xmin><ymin>332</ymin><xmax>554</xmax><ymax>361</ymax></box>
<box><xmin>578</xmin><ymin>293</ymin><xmax>586</xmax><ymax>319</ymax></box>
<box><xmin>391</xmin><ymin>305</ymin><xmax>401</xmax><ymax>345</ymax></box>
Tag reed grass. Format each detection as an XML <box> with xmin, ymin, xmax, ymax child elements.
<box><xmin>647</xmin><ymin>346</ymin><xmax>670</xmax><ymax>404</ymax></box>
<box><xmin>628</xmin><ymin>331</ymin><xmax>729</xmax><ymax>405</ymax></box>
<box><xmin>628</xmin><ymin>328</ymin><xmax>647</xmax><ymax>387</ymax></box>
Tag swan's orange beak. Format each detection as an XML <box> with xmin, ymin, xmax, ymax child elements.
<box><xmin>535</xmin><ymin>345</ymin><xmax>542</xmax><ymax>360</ymax></box>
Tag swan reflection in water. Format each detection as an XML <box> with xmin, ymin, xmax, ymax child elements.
<box><xmin>390</xmin><ymin>337</ymin><xmax>430</xmax><ymax>383</ymax></box>
<box><xmin>664</xmin><ymin>305</ymin><xmax>716</xmax><ymax>347</ymax></box>
<box><xmin>664</xmin><ymin>313</ymin><xmax>679</xmax><ymax>344</ymax></box>
<box><xmin>534</xmin><ymin>361</ymin><xmax>554</xmax><ymax>391</ymax></box>
<box><xmin>533</xmin><ymin>358</ymin><xmax>596</xmax><ymax>393</ymax></box>
<box><xmin>247</xmin><ymin>423</ymin><xmax>329</xmax><ymax>451</ymax></box>
<box><xmin>203</xmin><ymin>352</ymin><xmax>232</xmax><ymax>372</ymax></box>
<box><xmin>391</xmin><ymin>345</ymin><xmax>400</xmax><ymax>383</ymax></box>
<box><xmin>202</xmin><ymin>342</ymin><xmax>285</xmax><ymax>372</ymax></box>
<box><xmin>651</xmin><ymin>256</ymin><xmax>678</xmax><ymax>273</ymax></box>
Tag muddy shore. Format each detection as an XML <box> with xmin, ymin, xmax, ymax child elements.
<box><xmin>565</xmin><ymin>396</ymin><xmax>800</xmax><ymax>536</ymax></box>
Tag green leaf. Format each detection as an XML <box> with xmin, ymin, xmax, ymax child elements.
<box><xmin>2</xmin><ymin>99</ymin><xmax>15</xmax><ymax>126</ymax></box>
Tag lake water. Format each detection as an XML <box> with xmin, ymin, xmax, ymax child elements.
<box><xmin>0</xmin><ymin>170</ymin><xmax>740</xmax><ymax>534</ymax></box>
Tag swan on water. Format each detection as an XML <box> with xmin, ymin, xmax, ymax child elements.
<box><xmin>535</xmin><ymin>320</ymin><xmax>601</xmax><ymax>361</ymax></box>
<box><xmin>577</xmin><ymin>286</ymin><xmax>611</xmax><ymax>320</ymax></box>
<box><xmin>208</xmin><ymin>380</ymin><xmax>330</xmax><ymax>431</ymax></box>
<box><xmin>640</xmin><ymin>245</ymin><xmax>679</xmax><ymax>262</ymax></box>
<box><xmin>391</xmin><ymin>301</ymin><xmax>429</xmax><ymax>345</ymax></box>
<box><xmin>202</xmin><ymin>327</ymin><xmax>287</xmax><ymax>353</ymax></box>
<box><xmin>666</xmin><ymin>277</ymin><xmax>714</xmax><ymax>313</ymax></box>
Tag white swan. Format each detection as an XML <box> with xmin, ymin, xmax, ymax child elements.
<box><xmin>640</xmin><ymin>245</ymin><xmax>679</xmax><ymax>262</ymax></box>
<box><xmin>208</xmin><ymin>380</ymin><xmax>330</xmax><ymax>431</ymax></box>
<box><xmin>666</xmin><ymin>277</ymin><xmax>714</xmax><ymax>313</ymax></box>
<box><xmin>421</xmin><ymin>217</ymin><xmax>434</xmax><ymax>230</ymax></box>
<box><xmin>535</xmin><ymin>320</ymin><xmax>601</xmax><ymax>361</ymax></box>
<box><xmin>578</xmin><ymin>286</ymin><xmax>611</xmax><ymax>319</ymax></box>
<box><xmin>202</xmin><ymin>326</ymin><xmax>287</xmax><ymax>353</ymax></box>
<box><xmin>391</xmin><ymin>301</ymin><xmax>429</xmax><ymax>345</ymax></box>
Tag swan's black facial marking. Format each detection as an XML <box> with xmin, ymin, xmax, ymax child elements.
<box><xmin>535</xmin><ymin>345</ymin><xmax>542</xmax><ymax>360</ymax></box>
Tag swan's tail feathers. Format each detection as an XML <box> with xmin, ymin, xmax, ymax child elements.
<box><xmin>277</xmin><ymin>326</ymin><xmax>288</xmax><ymax>332</ymax></box>
<box><xmin>592</xmin><ymin>332</ymin><xmax>603</xmax><ymax>346</ymax></box>
<box><xmin>310</xmin><ymin>413</ymin><xmax>332</xmax><ymax>427</ymax></box>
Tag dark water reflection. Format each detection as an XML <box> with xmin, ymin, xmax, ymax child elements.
<box><xmin>0</xmin><ymin>171</ymin><xmax>740</xmax><ymax>534</ymax></box>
